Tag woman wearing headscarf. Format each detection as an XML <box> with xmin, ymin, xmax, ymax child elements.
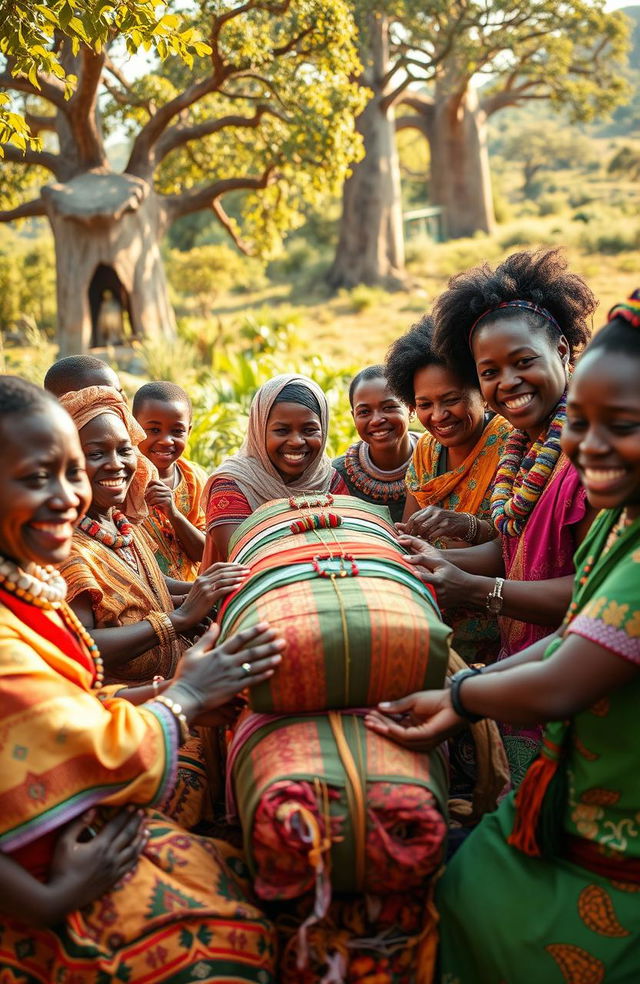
<box><xmin>203</xmin><ymin>374</ymin><xmax>348</xmax><ymax>563</ymax></box>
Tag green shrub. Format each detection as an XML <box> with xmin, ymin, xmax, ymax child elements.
<box><xmin>339</xmin><ymin>284</ymin><xmax>389</xmax><ymax>313</ymax></box>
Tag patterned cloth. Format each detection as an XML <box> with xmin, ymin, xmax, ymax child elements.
<box><xmin>61</xmin><ymin>525</ymin><xmax>182</xmax><ymax>685</ymax></box>
<box><xmin>229</xmin><ymin>711</ymin><xmax>448</xmax><ymax>900</ymax></box>
<box><xmin>332</xmin><ymin>432</ymin><xmax>420</xmax><ymax>523</ymax></box>
<box><xmin>142</xmin><ymin>456</ymin><xmax>207</xmax><ymax>581</ymax></box>
<box><xmin>405</xmin><ymin>414</ymin><xmax>511</xmax><ymax>665</ymax></box>
<box><xmin>218</xmin><ymin>497</ymin><xmax>450</xmax><ymax>713</ymax></box>
<box><xmin>499</xmin><ymin>453</ymin><xmax>588</xmax><ymax>784</ymax></box>
<box><xmin>436</xmin><ymin>508</ymin><xmax>640</xmax><ymax>984</ymax></box>
<box><xmin>0</xmin><ymin>593</ymin><xmax>277</xmax><ymax>983</ymax></box>
<box><xmin>205</xmin><ymin>472</ymin><xmax>347</xmax><ymax>536</ymax></box>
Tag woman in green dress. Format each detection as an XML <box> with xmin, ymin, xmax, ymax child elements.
<box><xmin>366</xmin><ymin>294</ymin><xmax>640</xmax><ymax>983</ymax></box>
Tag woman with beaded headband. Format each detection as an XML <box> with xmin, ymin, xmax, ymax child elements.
<box><xmin>332</xmin><ymin>364</ymin><xmax>418</xmax><ymax>523</ymax></box>
<box><xmin>375</xmin><ymin>249</ymin><xmax>597</xmax><ymax>783</ymax></box>
<box><xmin>367</xmin><ymin>292</ymin><xmax>640</xmax><ymax>983</ymax></box>
<box><xmin>0</xmin><ymin>375</ymin><xmax>284</xmax><ymax>983</ymax></box>
<box><xmin>202</xmin><ymin>373</ymin><xmax>348</xmax><ymax>564</ymax></box>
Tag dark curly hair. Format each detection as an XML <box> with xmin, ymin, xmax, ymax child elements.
<box><xmin>385</xmin><ymin>314</ymin><xmax>479</xmax><ymax>407</ymax></box>
<box><xmin>432</xmin><ymin>249</ymin><xmax>597</xmax><ymax>382</ymax></box>
<box><xmin>0</xmin><ymin>375</ymin><xmax>57</xmax><ymax>417</ymax></box>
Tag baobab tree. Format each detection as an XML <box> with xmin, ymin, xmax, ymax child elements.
<box><xmin>0</xmin><ymin>0</ymin><xmax>363</xmax><ymax>352</ymax></box>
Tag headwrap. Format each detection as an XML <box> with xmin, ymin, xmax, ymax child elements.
<box><xmin>210</xmin><ymin>374</ymin><xmax>335</xmax><ymax>511</ymax></box>
<box><xmin>468</xmin><ymin>300</ymin><xmax>562</xmax><ymax>343</ymax></box>
<box><xmin>60</xmin><ymin>385</ymin><xmax>155</xmax><ymax>523</ymax></box>
<box><xmin>607</xmin><ymin>289</ymin><xmax>640</xmax><ymax>328</ymax></box>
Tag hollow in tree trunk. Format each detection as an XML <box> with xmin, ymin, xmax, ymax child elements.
<box><xmin>42</xmin><ymin>171</ymin><xmax>176</xmax><ymax>355</ymax></box>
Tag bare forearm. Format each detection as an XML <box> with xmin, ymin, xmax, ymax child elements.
<box><xmin>463</xmin><ymin>573</ymin><xmax>573</xmax><ymax>626</ymax></box>
<box><xmin>481</xmin><ymin>630</ymin><xmax>560</xmax><ymax>672</ymax></box>
<box><xmin>442</xmin><ymin>538</ymin><xmax>504</xmax><ymax>576</ymax></box>
<box><xmin>0</xmin><ymin>860</ymin><xmax>68</xmax><ymax>928</ymax></box>
<box><xmin>169</xmin><ymin>512</ymin><xmax>205</xmax><ymax>562</ymax></box>
<box><xmin>88</xmin><ymin>612</ymin><xmax>184</xmax><ymax>670</ymax></box>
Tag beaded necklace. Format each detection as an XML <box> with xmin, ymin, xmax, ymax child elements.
<box><xmin>79</xmin><ymin>510</ymin><xmax>133</xmax><ymax>549</ymax></box>
<box><xmin>343</xmin><ymin>435</ymin><xmax>417</xmax><ymax>503</ymax></box>
<box><xmin>0</xmin><ymin>556</ymin><xmax>104</xmax><ymax>688</ymax></box>
<box><xmin>491</xmin><ymin>390</ymin><xmax>567</xmax><ymax>538</ymax></box>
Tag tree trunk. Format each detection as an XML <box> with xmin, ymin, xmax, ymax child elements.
<box><xmin>429</xmin><ymin>83</ymin><xmax>494</xmax><ymax>238</ymax></box>
<box><xmin>41</xmin><ymin>172</ymin><xmax>176</xmax><ymax>355</ymax></box>
<box><xmin>327</xmin><ymin>15</ymin><xmax>405</xmax><ymax>290</ymax></box>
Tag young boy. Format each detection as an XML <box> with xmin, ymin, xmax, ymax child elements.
<box><xmin>44</xmin><ymin>355</ymin><xmax>124</xmax><ymax>397</ymax></box>
<box><xmin>133</xmin><ymin>381</ymin><xmax>206</xmax><ymax>581</ymax></box>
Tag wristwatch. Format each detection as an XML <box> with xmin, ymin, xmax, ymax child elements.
<box><xmin>449</xmin><ymin>667</ymin><xmax>484</xmax><ymax>723</ymax></box>
<box><xmin>486</xmin><ymin>576</ymin><xmax>505</xmax><ymax>615</ymax></box>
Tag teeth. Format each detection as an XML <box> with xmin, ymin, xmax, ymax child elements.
<box><xmin>282</xmin><ymin>453</ymin><xmax>306</xmax><ymax>461</ymax></box>
<box><xmin>370</xmin><ymin>430</ymin><xmax>391</xmax><ymax>438</ymax></box>
<box><xmin>436</xmin><ymin>424</ymin><xmax>456</xmax><ymax>433</ymax></box>
<box><xmin>584</xmin><ymin>468</ymin><xmax>626</xmax><ymax>487</ymax></box>
<box><xmin>31</xmin><ymin>522</ymin><xmax>73</xmax><ymax>536</ymax></box>
<box><xmin>98</xmin><ymin>479</ymin><xmax>126</xmax><ymax>487</ymax></box>
<box><xmin>504</xmin><ymin>394</ymin><xmax>534</xmax><ymax>410</ymax></box>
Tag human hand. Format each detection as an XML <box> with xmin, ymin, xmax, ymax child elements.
<box><xmin>171</xmin><ymin>620</ymin><xmax>284</xmax><ymax>715</ymax></box>
<box><xmin>145</xmin><ymin>479</ymin><xmax>177</xmax><ymax>518</ymax></box>
<box><xmin>397</xmin><ymin>534</ymin><xmax>471</xmax><ymax>609</ymax></box>
<box><xmin>364</xmin><ymin>690</ymin><xmax>464</xmax><ymax>751</ymax></box>
<box><xmin>397</xmin><ymin>506</ymin><xmax>471</xmax><ymax>543</ymax></box>
<box><xmin>49</xmin><ymin>808</ymin><xmax>148</xmax><ymax>910</ymax></box>
<box><xmin>192</xmin><ymin>696</ymin><xmax>246</xmax><ymax>728</ymax></box>
<box><xmin>172</xmin><ymin>563</ymin><xmax>249</xmax><ymax>630</ymax></box>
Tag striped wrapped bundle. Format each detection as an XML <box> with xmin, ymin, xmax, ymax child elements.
<box><xmin>227</xmin><ymin>710</ymin><xmax>448</xmax><ymax>900</ymax></box>
<box><xmin>219</xmin><ymin>496</ymin><xmax>451</xmax><ymax>712</ymax></box>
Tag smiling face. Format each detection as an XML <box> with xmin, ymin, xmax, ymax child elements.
<box><xmin>135</xmin><ymin>397</ymin><xmax>191</xmax><ymax>478</ymax></box>
<box><xmin>0</xmin><ymin>405</ymin><xmax>90</xmax><ymax>567</ymax></box>
<box><xmin>562</xmin><ymin>348</ymin><xmax>640</xmax><ymax>517</ymax></box>
<box><xmin>265</xmin><ymin>401</ymin><xmax>323</xmax><ymax>482</ymax></box>
<box><xmin>351</xmin><ymin>376</ymin><xmax>409</xmax><ymax>451</ymax></box>
<box><xmin>413</xmin><ymin>363</ymin><xmax>485</xmax><ymax>449</ymax></box>
<box><xmin>79</xmin><ymin>413</ymin><xmax>137</xmax><ymax>518</ymax></box>
<box><xmin>472</xmin><ymin>315</ymin><xmax>569</xmax><ymax>437</ymax></box>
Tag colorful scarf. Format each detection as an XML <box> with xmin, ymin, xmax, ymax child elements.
<box><xmin>491</xmin><ymin>390</ymin><xmax>567</xmax><ymax>537</ymax></box>
<box><xmin>207</xmin><ymin>374</ymin><xmax>336</xmax><ymax>512</ymax></box>
<box><xmin>406</xmin><ymin>414</ymin><xmax>511</xmax><ymax>515</ymax></box>
<box><xmin>60</xmin><ymin>385</ymin><xmax>155</xmax><ymax>523</ymax></box>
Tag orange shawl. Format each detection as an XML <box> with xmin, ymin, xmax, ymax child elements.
<box><xmin>142</xmin><ymin>457</ymin><xmax>207</xmax><ymax>581</ymax></box>
<box><xmin>405</xmin><ymin>415</ymin><xmax>512</xmax><ymax>516</ymax></box>
<box><xmin>61</xmin><ymin>526</ymin><xmax>182</xmax><ymax>684</ymax></box>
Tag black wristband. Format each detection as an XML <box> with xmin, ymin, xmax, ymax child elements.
<box><xmin>449</xmin><ymin>667</ymin><xmax>484</xmax><ymax>723</ymax></box>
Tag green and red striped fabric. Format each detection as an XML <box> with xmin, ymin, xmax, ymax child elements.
<box><xmin>229</xmin><ymin>710</ymin><xmax>448</xmax><ymax>899</ymax></box>
<box><xmin>218</xmin><ymin>496</ymin><xmax>450</xmax><ymax>712</ymax></box>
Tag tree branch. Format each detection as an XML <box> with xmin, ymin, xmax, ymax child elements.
<box><xmin>164</xmin><ymin>167</ymin><xmax>276</xmax><ymax>222</ymax></box>
<box><xmin>155</xmin><ymin>105</ymin><xmax>284</xmax><ymax>162</ymax></box>
<box><xmin>0</xmin><ymin>68</ymin><xmax>67</xmax><ymax>111</ymax></box>
<box><xmin>0</xmin><ymin>144</ymin><xmax>61</xmax><ymax>175</ymax></box>
<box><xmin>24</xmin><ymin>112</ymin><xmax>57</xmax><ymax>135</ymax></box>
<box><xmin>210</xmin><ymin>198</ymin><xmax>252</xmax><ymax>254</ymax></box>
<box><xmin>395</xmin><ymin>112</ymin><xmax>431</xmax><ymax>139</ymax></box>
<box><xmin>0</xmin><ymin>198</ymin><xmax>47</xmax><ymax>222</ymax></box>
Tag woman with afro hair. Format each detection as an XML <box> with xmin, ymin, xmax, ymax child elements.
<box><xmin>385</xmin><ymin>315</ymin><xmax>511</xmax><ymax>665</ymax></box>
<box><xmin>372</xmin><ymin>249</ymin><xmax>597</xmax><ymax>784</ymax></box>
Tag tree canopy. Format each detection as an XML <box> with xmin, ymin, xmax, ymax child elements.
<box><xmin>0</xmin><ymin>1</ymin><xmax>365</xmax><ymax>255</ymax></box>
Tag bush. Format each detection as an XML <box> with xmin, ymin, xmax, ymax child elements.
<box><xmin>339</xmin><ymin>284</ymin><xmax>389</xmax><ymax>313</ymax></box>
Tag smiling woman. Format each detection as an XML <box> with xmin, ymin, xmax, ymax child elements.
<box><xmin>0</xmin><ymin>376</ymin><xmax>282</xmax><ymax>984</ymax></box>
<box><xmin>332</xmin><ymin>365</ymin><xmax>416</xmax><ymax>523</ymax></box>
<box><xmin>393</xmin><ymin>249</ymin><xmax>600</xmax><ymax>782</ymax></box>
<box><xmin>202</xmin><ymin>374</ymin><xmax>348</xmax><ymax>563</ymax></box>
